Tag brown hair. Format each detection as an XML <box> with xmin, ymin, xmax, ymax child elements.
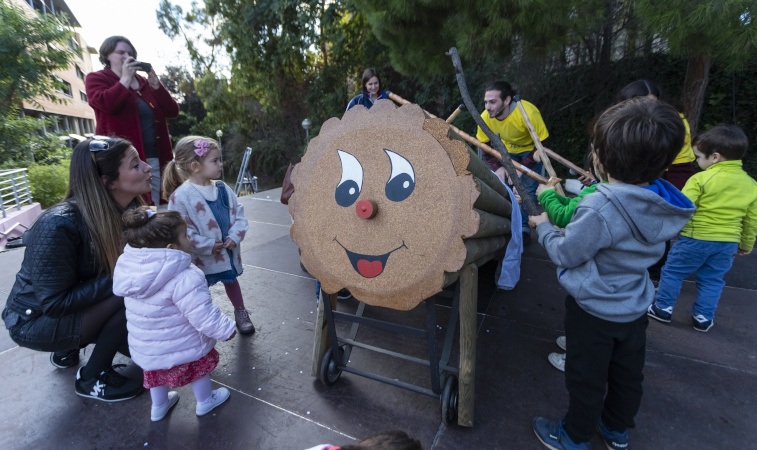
<box><xmin>692</xmin><ymin>124</ymin><xmax>748</xmax><ymax>161</ymax></box>
<box><xmin>123</xmin><ymin>207</ymin><xmax>186</xmax><ymax>249</ymax></box>
<box><xmin>99</xmin><ymin>36</ymin><xmax>137</xmax><ymax>67</ymax></box>
<box><xmin>361</xmin><ymin>68</ymin><xmax>381</xmax><ymax>92</ymax></box>
<box><xmin>485</xmin><ymin>81</ymin><xmax>517</xmax><ymax>102</ymax></box>
<box><xmin>66</xmin><ymin>137</ymin><xmax>145</xmax><ymax>274</ymax></box>
<box><xmin>341</xmin><ymin>431</ymin><xmax>423</xmax><ymax>450</ymax></box>
<box><xmin>592</xmin><ymin>98</ymin><xmax>685</xmax><ymax>184</ymax></box>
<box><xmin>162</xmin><ymin>135</ymin><xmax>220</xmax><ymax>199</ymax></box>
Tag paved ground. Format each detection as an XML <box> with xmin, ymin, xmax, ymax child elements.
<box><xmin>1</xmin><ymin>187</ymin><xmax>755</xmax><ymax>449</ymax></box>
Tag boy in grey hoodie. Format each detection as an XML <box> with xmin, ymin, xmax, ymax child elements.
<box><xmin>529</xmin><ymin>98</ymin><xmax>696</xmax><ymax>450</ymax></box>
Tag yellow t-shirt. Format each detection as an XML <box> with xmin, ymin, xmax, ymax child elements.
<box><xmin>475</xmin><ymin>100</ymin><xmax>549</xmax><ymax>155</ymax></box>
<box><xmin>672</xmin><ymin>114</ymin><xmax>695</xmax><ymax>165</ymax></box>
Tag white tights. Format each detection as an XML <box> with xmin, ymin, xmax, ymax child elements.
<box><xmin>149</xmin><ymin>374</ymin><xmax>212</xmax><ymax>407</ymax></box>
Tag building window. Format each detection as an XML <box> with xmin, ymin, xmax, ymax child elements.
<box><xmin>76</xmin><ymin>65</ymin><xmax>85</xmax><ymax>81</ymax></box>
<box><xmin>54</xmin><ymin>77</ymin><xmax>72</xmax><ymax>97</ymax></box>
<box><xmin>80</xmin><ymin>91</ymin><xmax>88</xmax><ymax>103</ymax></box>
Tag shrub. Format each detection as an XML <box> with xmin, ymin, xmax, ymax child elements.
<box><xmin>28</xmin><ymin>160</ymin><xmax>70</xmax><ymax>208</ymax></box>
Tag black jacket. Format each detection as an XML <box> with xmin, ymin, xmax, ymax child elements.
<box><xmin>2</xmin><ymin>201</ymin><xmax>112</xmax><ymax>328</ymax></box>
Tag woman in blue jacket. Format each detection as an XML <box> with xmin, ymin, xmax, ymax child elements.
<box><xmin>346</xmin><ymin>68</ymin><xmax>388</xmax><ymax>111</ymax></box>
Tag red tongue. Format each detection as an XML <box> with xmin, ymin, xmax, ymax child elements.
<box><xmin>356</xmin><ymin>259</ymin><xmax>383</xmax><ymax>278</ymax></box>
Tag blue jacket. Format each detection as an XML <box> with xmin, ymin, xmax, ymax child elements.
<box><xmin>346</xmin><ymin>90</ymin><xmax>388</xmax><ymax>111</ymax></box>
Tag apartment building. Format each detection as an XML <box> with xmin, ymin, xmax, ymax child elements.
<box><xmin>12</xmin><ymin>0</ymin><xmax>98</xmax><ymax>137</ymax></box>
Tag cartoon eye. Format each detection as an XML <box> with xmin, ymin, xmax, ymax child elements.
<box><xmin>335</xmin><ymin>150</ymin><xmax>363</xmax><ymax>207</ymax></box>
<box><xmin>384</xmin><ymin>149</ymin><xmax>415</xmax><ymax>202</ymax></box>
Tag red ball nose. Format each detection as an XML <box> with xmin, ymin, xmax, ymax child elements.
<box><xmin>356</xmin><ymin>199</ymin><xmax>377</xmax><ymax>219</ymax></box>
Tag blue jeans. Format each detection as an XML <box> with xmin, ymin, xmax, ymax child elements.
<box><xmin>655</xmin><ymin>236</ymin><xmax>738</xmax><ymax>320</ymax></box>
<box><xmin>508</xmin><ymin>152</ymin><xmax>543</xmax><ymax>228</ymax></box>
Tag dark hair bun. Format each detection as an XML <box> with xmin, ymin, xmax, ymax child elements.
<box><xmin>122</xmin><ymin>206</ymin><xmax>152</xmax><ymax>229</ymax></box>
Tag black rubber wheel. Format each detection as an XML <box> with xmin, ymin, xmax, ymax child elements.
<box><xmin>319</xmin><ymin>347</ymin><xmax>344</xmax><ymax>386</ymax></box>
<box><xmin>441</xmin><ymin>374</ymin><xmax>458</xmax><ymax>425</ymax></box>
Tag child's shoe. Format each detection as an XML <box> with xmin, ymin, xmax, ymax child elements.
<box><xmin>151</xmin><ymin>391</ymin><xmax>180</xmax><ymax>422</ymax></box>
<box><xmin>532</xmin><ymin>417</ymin><xmax>591</xmax><ymax>449</ymax></box>
<box><xmin>647</xmin><ymin>303</ymin><xmax>672</xmax><ymax>323</ymax></box>
<box><xmin>234</xmin><ymin>308</ymin><xmax>256</xmax><ymax>334</ymax></box>
<box><xmin>196</xmin><ymin>387</ymin><xmax>230</xmax><ymax>416</ymax></box>
<box><xmin>556</xmin><ymin>336</ymin><xmax>567</xmax><ymax>351</ymax></box>
<box><xmin>597</xmin><ymin>417</ymin><xmax>629</xmax><ymax>450</ymax></box>
<box><xmin>692</xmin><ymin>315</ymin><xmax>714</xmax><ymax>332</ymax></box>
<box><xmin>548</xmin><ymin>352</ymin><xmax>565</xmax><ymax>372</ymax></box>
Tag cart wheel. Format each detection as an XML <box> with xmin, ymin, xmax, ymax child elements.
<box><xmin>319</xmin><ymin>347</ymin><xmax>344</xmax><ymax>386</ymax></box>
<box><xmin>441</xmin><ymin>374</ymin><xmax>458</xmax><ymax>425</ymax></box>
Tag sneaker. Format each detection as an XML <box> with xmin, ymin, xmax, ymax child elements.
<box><xmin>522</xmin><ymin>231</ymin><xmax>532</xmax><ymax>246</ymax></box>
<box><xmin>597</xmin><ymin>417</ymin><xmax>629</xmax><ymax>450</ymax></box>
<box><xmin>50</xmin><ymin>349</ymin><xmax>80</xmax><ymax>369</ymax></box>
<box><xmin>75</xmin><ymin>365</ymin><xmax>144</xmax><ymax>402</ymax></box>
<box><xmin>548</xmin><ymin>353</ymin><xmax>566</xmax><ymax>372</ymax></box>
<box><xmin>556</xmin><ymin>336</ymin><xmax>567</xmax><ymax>351</ymax></box>
<box><xmin>151</xmin><ymin>391</ymin><xmax>180</xmax><ymax>422</ymax></box>
<box><xmin>647</xmin><ymin>302</ymin><xmax>672</xmax><ymax>323</ymax></box>
<box><xmin>532</xmin><ymin>417</ymin><xmax>591</xmax><ymax>449</ymax></box>
<box><xmin>692</xmin><ymin>315</ymin><xmax>714</xmax><ymax>332</ymax></box>
<box><xmin>234</xmin><ymin>308</ymin><xmax>256</xmax><ymax>334</ymax></box>
<box><xmin>336</xmin><ymin>289</ymin><xmax>353</xmax><ymax>300</ymax></box>
<box><xmin>196</xmin><ymin>387</ymin><xmax>230</xmax><ymax>416</ymax></box>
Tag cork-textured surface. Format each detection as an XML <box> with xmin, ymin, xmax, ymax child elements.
<box><xmin>289</xmin><ymin>100</ymin><xmax>480</xmax><ymax>310</ymax></box>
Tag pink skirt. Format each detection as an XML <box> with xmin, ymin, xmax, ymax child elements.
<box><xmin>143</xmin><ymin>348</ymin><xmax>220</xmax><ymax>389</ymax></box>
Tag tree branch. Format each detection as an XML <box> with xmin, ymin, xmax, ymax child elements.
<box><xmin>445</xmin><ymin>47</ymin><xmax>543</xmax><ymax>216</ymax></box>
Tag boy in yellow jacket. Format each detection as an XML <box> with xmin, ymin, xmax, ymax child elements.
<box><xmin>648</xmin><ymin>125</ymin><xmax>757</xmax><ymax>332</ymax></box>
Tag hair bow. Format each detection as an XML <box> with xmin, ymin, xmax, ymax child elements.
<box><xmin>146</xmin><ymin>209</ymin><xmax>156</xmax><ymax>218</ymax></box>
<box><xmin>194</xmin><ymin>139</ymin><xmax>211</xmax><ymax>157</ymax></box>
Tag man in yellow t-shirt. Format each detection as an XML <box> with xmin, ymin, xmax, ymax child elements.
<box><xmin>475</xmin><ymin>81</ymin><xmax>550</xmax><ymax>244</ymax></box>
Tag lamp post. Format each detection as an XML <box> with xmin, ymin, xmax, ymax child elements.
<box><xmin>301</xmin><ymin>119</ymin><xmax>312</xmax><ymax>144</ymax></box>
<box><xmin>216</xmin><ymin>129</ymin><xmax>225</xmax><ymax>182</ymax></box>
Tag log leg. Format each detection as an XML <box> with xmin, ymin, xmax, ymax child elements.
<box><xmin>311</xmin><ymin>289</ymin><xmax>338</xmax><ymax>378</ymax></box>
<box><xmin>458</xmin><ymin>263</ymin><xmax>478</xmax><ymax>427</ymax></box>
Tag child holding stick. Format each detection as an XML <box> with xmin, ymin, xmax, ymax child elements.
<box><xmin>529</xmin><ymin>98</ymin><xmax>695</xmax><ymax>449</ymax></box>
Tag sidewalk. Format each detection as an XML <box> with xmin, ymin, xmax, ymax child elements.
<box><xmin>1</xmin><ymin>188</ymin><xmax>755</xmax><ymax>449</ymax></box>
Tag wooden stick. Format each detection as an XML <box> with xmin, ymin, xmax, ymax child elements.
<box><xmin>446</xmin><ymin>104</ymin><xmax>465</xmax><ymax>123</ymax></box>
<box><xmin>444</xmin><ymin>48</ymin><xmax>543</xmax><ymax>216</ymax></box>
<box><xmin>458</xmin><ymin>263</ymin><xmax>477</xmax><ymax>427</ymax></box>
<box><xmin>543</xmin><ymin>147</ymin><xmax>591</xmax><ymax>179</ymax></box>
<box><xmin>514</xmin><ymin>99</ymin><xmax>565</xmax><ymax>195</ymax></box>
<box><xmin>387</xmin><ymin>91</ymin><xmax>549</xmax><ymax>184</ymax></box>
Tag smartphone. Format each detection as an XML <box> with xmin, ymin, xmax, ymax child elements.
<box><xmin>134</xmin><ymin>62</ymin><xmax>152</xmax><ymax>73</ymax></box>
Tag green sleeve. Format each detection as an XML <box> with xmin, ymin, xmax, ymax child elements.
<box><xmin>538</xmin><ymin>184</ymin><xmax>598</xmax><ymax>228</ymax></box>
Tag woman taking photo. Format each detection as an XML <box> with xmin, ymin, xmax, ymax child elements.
<box><xmin>2</xmin><ymin>137</ymin><xmax>151</xmax><ymax>402</ymax></box>
<box><xmin>346</xmin><ymin>68</ymin><xmax>388</xmax><ymax>111</ymax></box>
<box><xmin>86</xmin><ymin>36</ymin><xmax>180</xmax><ymax>205</ymax></box>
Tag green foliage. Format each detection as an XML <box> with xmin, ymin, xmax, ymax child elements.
<box><xmin>0</xmin><ymin>0</ymin><xmax>78</xmax><ymax>114</ymax></box>
<box><xmin>160</xmin><ymin>66</ymin><xmax>208</xmax><ymax>139</ymax></box>
<box><xmin>28</xmin><ymin>160</ymin><xmax>70</xmax><ymax>208</ymax></box>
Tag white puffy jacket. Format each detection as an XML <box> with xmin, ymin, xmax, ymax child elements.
<box><xmin>113</xmin><ymin>245</ymin><xmax>235</xmax><ymax>371</ymax></box>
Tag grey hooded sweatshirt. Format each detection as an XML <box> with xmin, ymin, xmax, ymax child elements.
<box><xmin>536</xmin><ymin>180</ymin><xmax>695</xmax><ymax>323</ymax></box>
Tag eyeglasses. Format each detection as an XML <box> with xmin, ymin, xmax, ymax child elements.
<box><xmin>89</xmin><ymin>136</ymin><xmax>113</xmax><ymax>152</ymax></box>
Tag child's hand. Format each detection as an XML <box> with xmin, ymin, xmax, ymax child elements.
<box><xmin>737</xmin><ymin>248</ymin><xmax>751</xmax><ymax>256</ymax></box>
<box><xmin>536</xmin><ymin>183</ymin><xmax>553</xmax><ymax>196</ymax></box>
<box><xmin>226</xmin><ymin>330</ymin><xmax>237</xmax><ymax>341</ymax></box>
<box><xmin>212</xmin><ymin>241</ymin><xmax>224</xmax><ymax>253</ymax></box>
<box><xmin>223</xmin><ymin>237</ymin><xmax>237</xmax><ymax>250</ymax></box>
<box><xmin>578</xmin><ymin>174</ymin><xmax>597</xmax><ymax>187</ymax></box>
<box><xmin>528</xmin><ymin>212</ymin><xmax>549</xmax><ymax>229</ymax></box>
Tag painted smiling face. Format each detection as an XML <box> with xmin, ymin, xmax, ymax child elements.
<box><xmin>289</xmin><ymin>100</ymin><xmax>479</xmax><ymax>310</ymax></box>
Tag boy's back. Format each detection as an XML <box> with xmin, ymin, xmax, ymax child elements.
<box><xmin>538</xmin><ymin>180</ymin><xmax>694</xmax><ymax>322</ymax></box>
<box><xmin>681</xmin><ymin>160</ymin><xmax>757</xmax><ymax>250</ymax></box>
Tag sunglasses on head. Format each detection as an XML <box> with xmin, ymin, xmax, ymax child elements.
<box><xmin>89</xmin><ymin>136</ymin><xmax>113</xmax><ymax>152</ymax></box>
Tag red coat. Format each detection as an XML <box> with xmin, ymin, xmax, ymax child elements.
<box><xmin>85</xmin><ymin>68</ymin><xmax>180</xmax><ymax>202</ymax></box>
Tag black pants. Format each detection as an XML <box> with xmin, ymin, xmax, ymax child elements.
<box><xmin>563</xmin><ymin>295</ymin><xmax>648</xmax><ymax>443</ymax></box>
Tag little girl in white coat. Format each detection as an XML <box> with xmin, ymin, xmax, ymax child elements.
<box><xmin>113</xmin><ymin>207</ymin><xmax>237</xmax><ymax>421</ymax></box>
<box><xmin>162</xmin><ymin>136</ymin><xmax>254</xmax><ymax>334</ymax></box>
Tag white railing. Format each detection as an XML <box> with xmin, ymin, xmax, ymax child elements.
<box><xmin>0</xmin><ymin>169</ymin><xmax>34</xmax><ymax>219</ymax></box>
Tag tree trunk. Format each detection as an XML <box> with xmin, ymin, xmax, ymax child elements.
<box><xmin>682</xmin><ymin>54</ymin><xmax>711</xmax><ymax>135</ymax></box>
